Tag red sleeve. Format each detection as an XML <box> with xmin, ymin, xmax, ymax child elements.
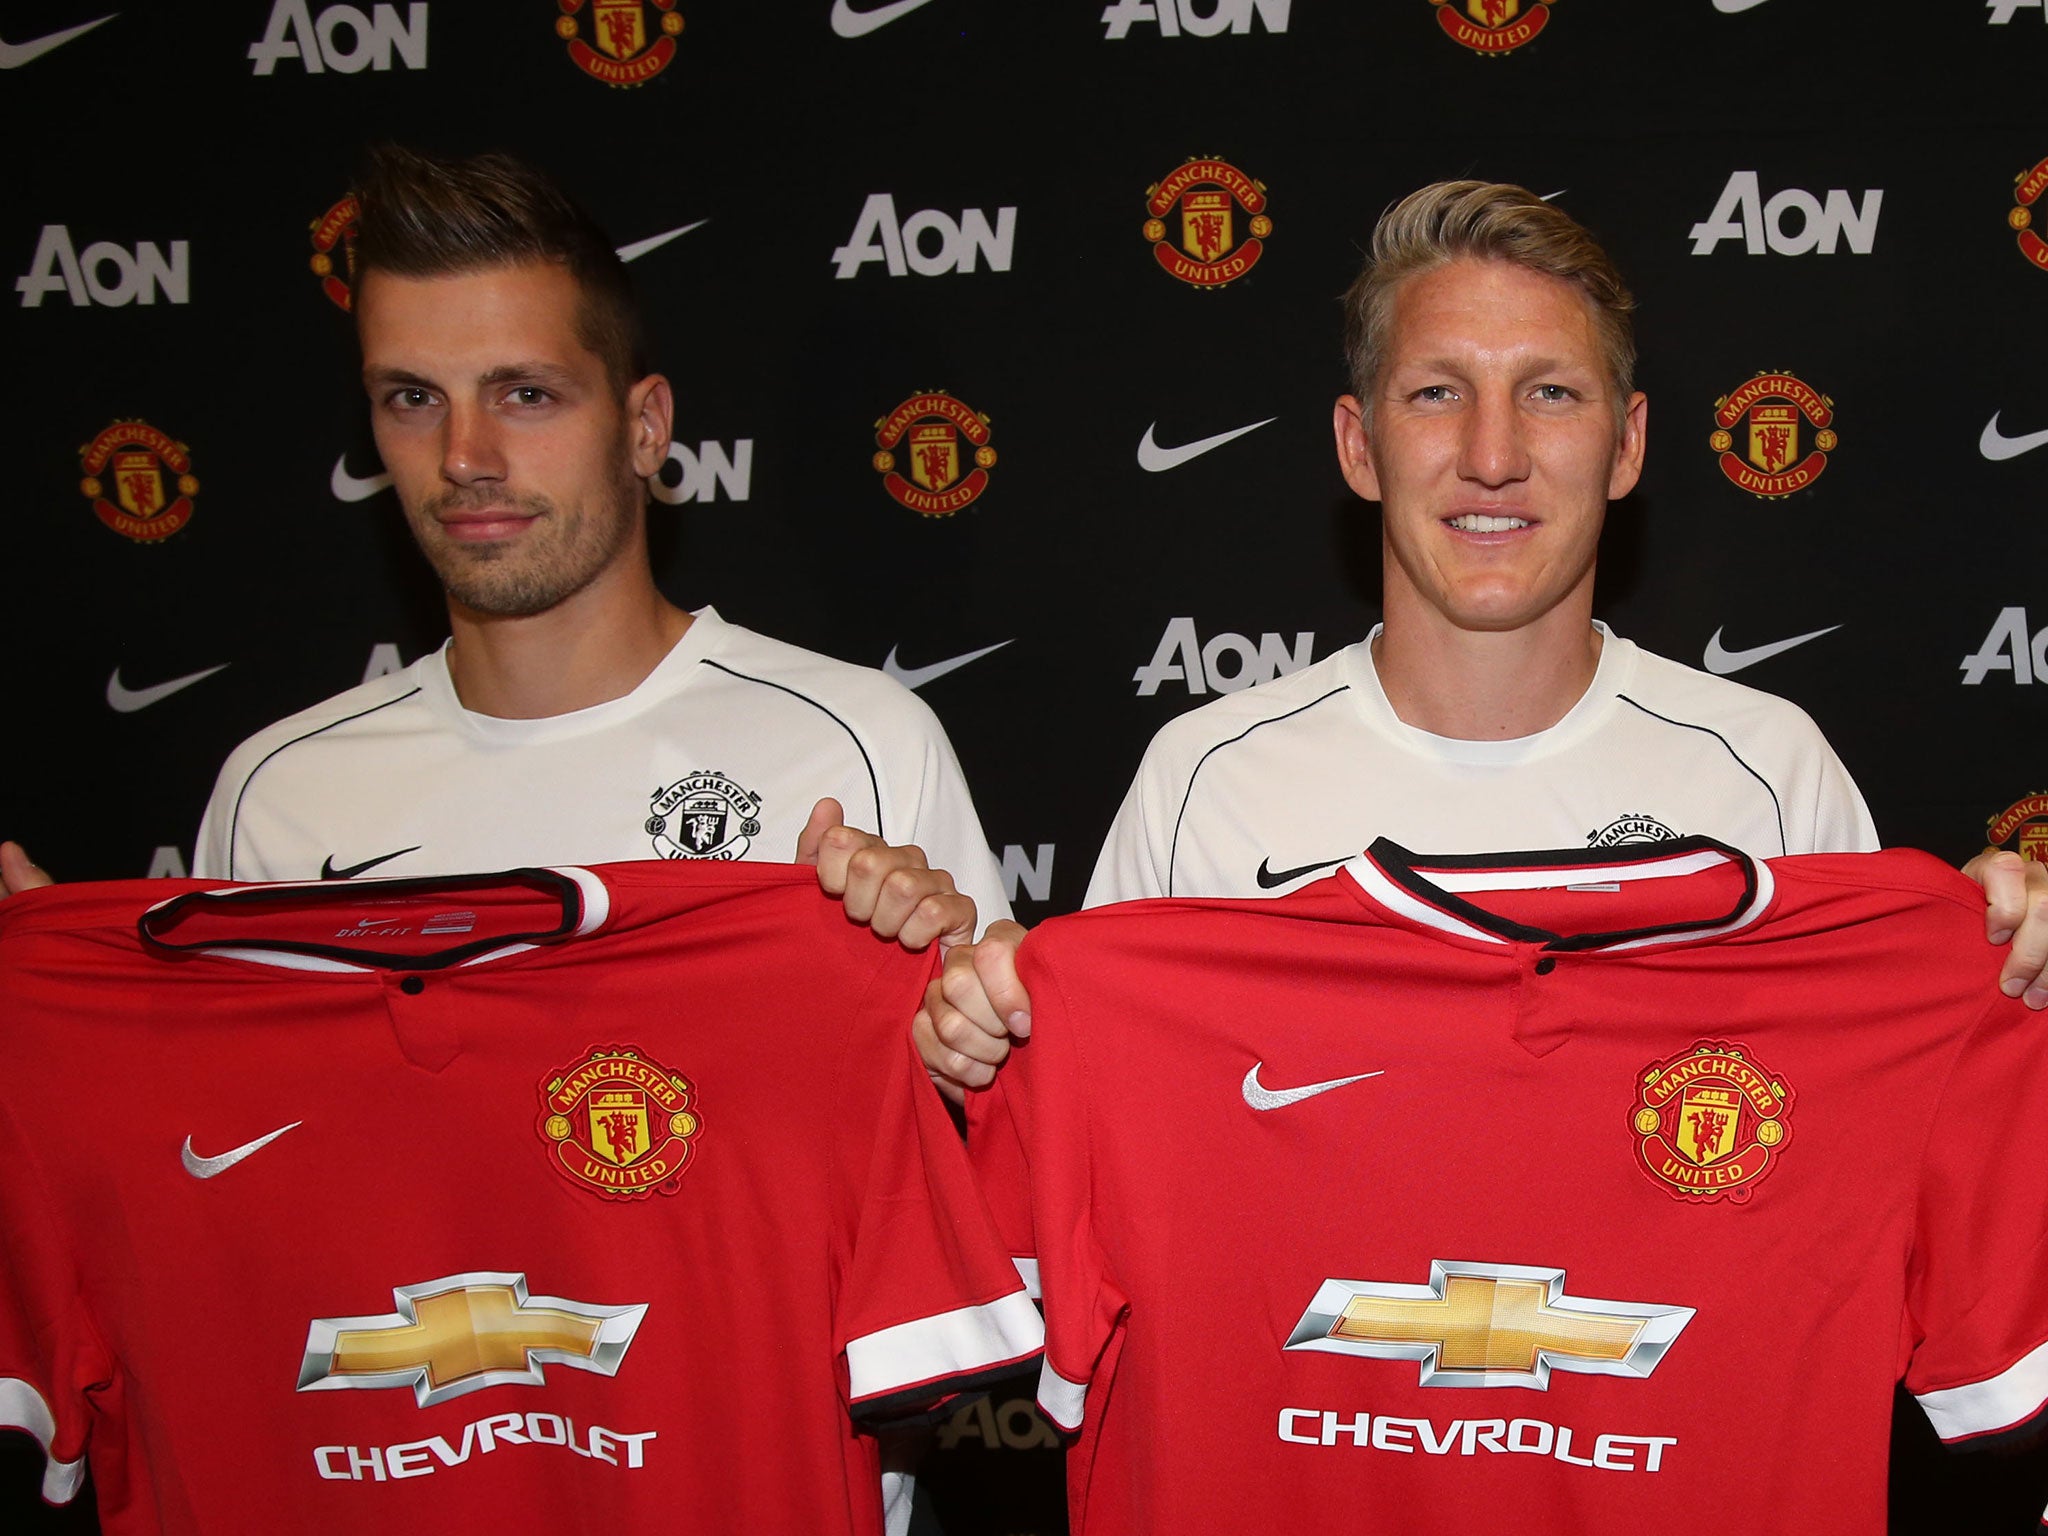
<box><xmin>1905</xmin><ymin>990</ymin><xmax>2048</xmax><ymax>1453</ymax></box>
<box><xmin>977</xmin><ymin>934</ymin><xmax>1124</xmax><ymax>1435</ymax></box>
<box><xmin>0</xmin><ymin>1097</ymin><xmax>107</xmax><ymax>1504</ymax></box>
<box><xmin>834</xmin><ymin>953</ymin><xmax>1042</xmax><ymax>1426</ymax></box>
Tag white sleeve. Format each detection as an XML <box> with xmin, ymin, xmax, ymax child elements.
<box><xmin>877</xmin><ymin>699</ymin><xmax>1012</xmax><ymax>932</ymax></box>
<box><xmin>1083</xmin><ymin>750</ymin><xmax>1175</xmax><ymax>909</ymax></box>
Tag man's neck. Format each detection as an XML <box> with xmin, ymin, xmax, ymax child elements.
<box><xmin>443</xmin><ymin>572</ymin><xmax>693</xmax><ymax>720</ymax></box>
<box><xmin>1372</xmin><ymin>601</ymin><xmax>1604</xmax><ymax>741</ymax></box>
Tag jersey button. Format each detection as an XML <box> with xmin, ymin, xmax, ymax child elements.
<box><xmin>1533</xmin><ymin>957</ymin><xmax>1557</xmax><ymax>976</ymax></box>
<box><xmin>399</xmin><ymin>975</ymin><xmax>425</xmax><ymax>995</ymax></box>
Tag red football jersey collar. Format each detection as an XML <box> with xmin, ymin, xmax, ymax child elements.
<box><xmin>1342</xmin><ymin>836</ymin><xmax>1774</xmax><ymax>953</ymax></box>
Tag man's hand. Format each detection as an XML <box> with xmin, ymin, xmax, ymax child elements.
<box><xmin>913</xmin><ymin>919</ymin><xmax>1032</xmax><ymax>1106</ymax></box>
<box><xmin>1</xmin><ymin>842</ymin><xmax>53</xmax><ymax>897</ymax></box>
<box><xmin>1962</xmin><ymin>846</ymin><xmax>2048</xmax><ymax>1010</ymax></box>
<box><xmin>795</xmin><ymin>798</ymin><xmax>976</xmax><ymax>952</ymax></box>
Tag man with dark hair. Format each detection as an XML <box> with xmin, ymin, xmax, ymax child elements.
<box><xmin>916</xmin><ymin>179</ymin><xmax>2047</xmax><ymax>1095</ymax></box>
<box><xmin>81</xmin><ymin>142</ymin><xmax>1008</xmax><ymax>935</ymax></box>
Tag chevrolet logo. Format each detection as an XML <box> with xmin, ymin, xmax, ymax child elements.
<box><xmin>298</xmin><ymin>1271</ymin><xmax>648</xmax><ymax>1408</ymax></box>
<box><xmin>1284</xmin><ymin>1260</ymin><xmax>1693</xmax><ymax>1388</ymax></box>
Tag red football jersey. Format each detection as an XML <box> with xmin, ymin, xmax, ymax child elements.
<box><xmin>970</xmin><ymin>838</ymin><xmax>2048</xmax><ymax>1534</ymax></box>
<box><xmin>0</xmin><ymin>862</ymin><xmax>1040</xmax><ymax>1535</ymax></box>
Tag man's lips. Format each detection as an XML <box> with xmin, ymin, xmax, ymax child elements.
<box><xmin>1443</xmin><ymin>509</ymin><xmax>1533</xmax><ymax>539</ymax></box>
<box><xmin>436</xmin><ymin>507</ymin><xmax>540</xmax><ymax>541</ymax></box>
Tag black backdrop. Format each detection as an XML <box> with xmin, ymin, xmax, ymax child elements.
<box><xmin>5</xmin><ymin>2</ymin><xmax>2048</xmax><ymax>1530</ymax></box>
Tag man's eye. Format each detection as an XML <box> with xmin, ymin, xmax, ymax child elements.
<box><xmin>509</xmin><ymin>386</ymin><xmax>551</xmax><ymax>406</ymax></box>
<box><xmin>392</xmin><ymin>387</ymin><xmax>433</xmax><ymax>408</ymax></box>
<box><xmin>1532</xmin><ymin>384</ymin><xmax>1577</xmax><ymax>403</ymax></box>
<box><xmin>1413</xmin><ymin>385</ymin><xmax>1457</xmax><ymax>403</ymax></box>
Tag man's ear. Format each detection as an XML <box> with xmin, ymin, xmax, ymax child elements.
<box><xmin>1608</xmin><ymin>390</ymin><xmax>1648</xmax><ymax>500</ymax></box>
<box><xmin>627</xmin><ymin>373</ymin><xmax>674</xmax><ymax>479</ymax></box>
<box><xmin>1333</xmin><ymin>395</ymin><xmax>1383</xmax><ymax>502</ymax></box>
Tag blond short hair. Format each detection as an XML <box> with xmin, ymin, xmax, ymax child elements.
<box><xmin>1342</xmin><ymin>181</ymin><xmax>1637</xmax><ymax>424</ymax></box>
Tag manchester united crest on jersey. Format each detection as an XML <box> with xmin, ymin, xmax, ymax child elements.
<box><xmin>873</xmin><ymin>392</ymin><xmax>997</xmax><ymax>516</ymax></box>
<box><xmin>647</xmin><ymin>771</ymin><xmax>763</xmax><ymax>860</ymax></box>
<box><xmin>1431</xmin><ymin>0</ymin><xmax>1551</xmax><ymax>56</ymax></box>
<box><xmin>556</xmin><ymin>0</ymin><xmax>682</xmax><ymax>86</ymax></box>
<box><xmin>1988</xmin><ymin>792</ymin><xmax>2048</xmax><ymax>863</ymax></box>
<box><xmin>1587</xmin><ymin>814</ymin><xmax>1678</xmax><ymax>848</ymax></box>
<box><xmin>539</xmin><ymin>1046</ymin><xmax>702</xmax><ymax>1200</ymax></box>
<box><xmin>80</xmin><ymin>420</ymin><xmax>198</xmax><ymax>542</ymax></box>
<box><xmin>308</xmin><ymin>195</ymin><xmax>358</xmax><ymax>311</ymax></box>
<box><xmin>1143</xmin><ymin>158</ymin><xmax>1270</xmax><ymax>288</ymax></box>
<box><xmin>1632</xmin><ymin>1040</ymin><xmax>1792</xmax><ymax>1203</ymax></box>
<box><xmin>1709</xmin><ymin>372</ymin><xmax>1837</xmax><ymax>498</ymax></box>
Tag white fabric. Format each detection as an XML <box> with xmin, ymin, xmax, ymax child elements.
<box><xmin>0</xmin><ymin>1377</ymin><xmax>83</xmax><ymax>1503</ymax></box>
<box><xmin>195</xmin><ymin>607</ymin><xmax>1010</xmax><ymax>928</ymax></box>
<box><xmin>844</xmin><ymin>1290</ymin><xmax>1046</xmax><ymax>1404</ymax></box>
<box><xmin>1915</xmin><ymin>1335</ymin><xmax>2048</xmax><ymax>1441</ymax></box>
<box><xmin>1087</xmin><ymin>623</ymin><xmax>1878</xmax><ymax>906</ymax></box>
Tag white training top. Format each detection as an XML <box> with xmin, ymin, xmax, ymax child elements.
<box><xmin>1086</xmin><ymin>623</ymin><xmax>1878</xmax><ymax>907</ymax></box>
<box><xmin>196</xmin><ymin>606</ymin><xmax>1011</xmax><ymax>927</ymax></box>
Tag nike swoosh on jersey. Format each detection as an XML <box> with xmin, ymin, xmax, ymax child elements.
<box><xmin>0</xmin><ymin>14</ymin><xmax>115</xmax><ymax>68</ymax></box>
<box><xmin>883</xmin><ymin>639</ymin><xmax>1013</xmax><ymax>690</ymax></box>
<box><xmin>1255</xmin><ymin>855</ymin><xmax>1349</xmax><ymax>889</ymax></box>
<box><xmin>331</xmin><ymin>453</ymin><xmax>394</xmax><ymax>501</ymax></box>
<box><xmin>1136</xmin><ymin>417</ymin><xmax>1276</xmax><ymax>474</ymax></box>
<box><xmin>1978</xmin><ymin>412</ymin><xmax>2048</xmax><ymax>462</ymax></box>
<box><xmin>831</xmin><ymin>0</ymin><xmax>939</xmax><ymax>38</ymax></box>
<box><xmin>1241</xmin><ymin>1063</ymin><xmax>1383</xmax><ymax>1112</ymax></box>
<box><xmin>321</xmin><ymin>847</ymin><xmax>420</xmax><ymax>880</ymax></box>
<box><xmin>1701</xmin><ymin>624</ymin><xmax>1841</xmax><ymax>675</ymax></box>
<box><xmin>615</xmin><ymin>219</ymin><xmax>708</xmax><ymax>263</ymax></box>
<box><xmin>181</xmin><ymin>1122</ymin><xmax>301</xmax><ymax>1179</ymax></box>
<box><xmin>106</xmin><ymin>663</ymin><xmax>228</xmax><ymax>713</ymax></box>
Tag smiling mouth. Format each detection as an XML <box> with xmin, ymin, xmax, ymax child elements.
<box><xmin>1447</xmin><ymin>513</ymin><xmax>1530</xmax><ymax>532</ymax></box>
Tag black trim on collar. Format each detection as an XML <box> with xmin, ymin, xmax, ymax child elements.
<box><xmin>1364</xmin><ymin>836</ymin><xmax>1759</xmax><ymax>952</ymax></box>
<box><xmin>138</xmin><ymin>868</ymin><xmax>584</xmax><ymax>971</ymax></box>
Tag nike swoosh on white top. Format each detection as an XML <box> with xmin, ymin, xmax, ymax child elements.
<box><xmin>884</xmin><ymin>639</ymin><xmax>1012</xmax><ymax>690</ymax></box>
<box><xmin>616</xmin><ymin>219</ymin><xmax>708</xmax><ymax>263</ymax></box>
<box><xmin>181</xmin><ymin>1121</ymin><xmax>301</xmax><ymax>1179</ymax></box>
<box><xmin>831</xmin><ymin>0</ymin><xmax>939</xmax><ymax>38</ymax></box>
<box><xmin>1979</xmin><ymin>411</ymin><xmax>2048</xmax><ymax>462</ymax></box>
<box><xmin>1136</xmin><ymin>417</ymin><xmax>1276</xmax><ymax>474</ymax></box>
<box><xmin>1242</xmin><ymin>1062</ymin><xmax>1383</xmax><ymax>1112</ymax></box>
<box><xmin>1701</xmin><ymin>624</ymin><xmax>1840</xmax><ymax>676</ymax></box>
<box><xmin>331</xmin><ymin>454</ymin><xmax>393</xmax><ymax>501</ymax></box>
<box><xmin>0</xmin><ymin>14</ymin><xmax>115</xmax><ymax>67</ymax></box>
<box><xmin>107</xmin><ymin>663</ymin><xmax>229</xmax><ymax>713</ymax></box>
<box><xmin>1712</xmin><ymin>0</ymin><xmax>1771</xmax><ymax>12</ymax></box>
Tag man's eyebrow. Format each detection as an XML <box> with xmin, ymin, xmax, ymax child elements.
<box><xmin>476</xmin><ymin>361</ymin><xmax>581</xmax><ymax>389</ymax></box>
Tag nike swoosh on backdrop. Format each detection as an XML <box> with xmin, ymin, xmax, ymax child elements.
<box><xmin>331</xmin><ymin>454</ymin><xmax>393</xmax><ymax>501</ymax></box>
<box><xmin>1712</xmin><ymin>0</ymin><xmax>1772</xmax><ymax>13</ymax></box>
<box><xmin>1136</xmin><ymin>417</ymin><xmax>1276</xmax><ymax>473</ymax></box>
<box><xmin>1701</xmin><ymin>624</ymin><xmax>1841</xmax><ymax>676</ymax></box>
<box><xmin>884</xmin><ymin>639</ymin><xmax>1013</xmax><ymax>690</ymax></box>
<box><xmin>0</xmin><ymin>14</ymin><xmax>115</xmax><ymax>67</ymax></box>
<box><xmin>1255</xmin><ymin>855</ymin><xmax>1349</xmax><ymax>889</ymax></box>
<box><xmin>107</xmin><ymin>664</ymin><xmax>228</xmax><ymax>713</ymax></box>
<box><xmin>1979</xmin><ymin>412</ymin><xmax>2048</xmax><ymax>462</ymax></box>
<box><xmin>831</xmin><ymin>0</ymin><xmax>939</xmax><ymax>37</ymax></box>
<box><xmin>1242</xmin><ymin>1062</ymin><xmax>1383</xmax><ymax>1112</ymax></box>
<box><xmin>615</xmin><ymin>220</ymin><xmax>708</xmax><ymax>263</ymax></box>
<box><xmin>182</xmin><ymin>1122</ymin><xmax>301</xmax><ymax>1180</ymax></box>
<box><xmin>321</xmin><ymin>847</ymin><xmax>420</xmax><ymax>880</ymax></box>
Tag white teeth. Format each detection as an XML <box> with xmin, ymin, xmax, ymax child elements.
<box><xmin>1449</xmin><ymin>514</ymin><xmax>1528</xmax><ymax>532</ymax></box>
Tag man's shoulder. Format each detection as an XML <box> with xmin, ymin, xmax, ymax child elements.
<box><xmin>698</xmin><ymin>618</ymin><xmax>952</xmax><ymax>739</ymax></box>
<box><xmin>1135</xmin><ymin>646</ymin><xmax>1361</xmax><ymax>769</ymax></box>
<box><xmin>211</xmin><ymin>663</ymin><xmax>435</xmax><ymax>784</ymax></box>
<box><xmin>1615</xmin><ymin>638</ymin><xmax>1834</xmax><ymax>740</ymax></box>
